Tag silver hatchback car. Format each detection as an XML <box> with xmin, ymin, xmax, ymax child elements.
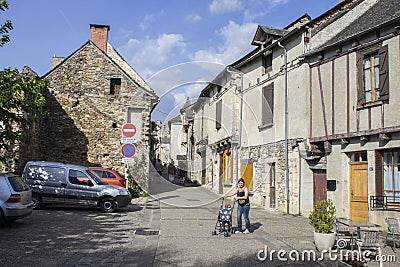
<box><xmin>0</xmin><ymin>173</ymin><xmax>34</xmax><ymax>226</ymax></box>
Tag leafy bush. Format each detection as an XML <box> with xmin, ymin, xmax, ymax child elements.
<box><xmin>308</xmin><ymin>199</ymin><xmax>336</xmax><ymax>233</ymax></box>
<box><xmin>128</xmin><ymin>179</ymin><xmax>148</xmax><ymax>198</ymax></box>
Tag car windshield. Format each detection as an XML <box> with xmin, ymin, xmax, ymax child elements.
<box><xmin>8</xmin><ymin>175</ymin><xmax>29</xmax><ymax>192</ymax></box>
<box><xmin>87</xmin><ymin>170</ymin><xmax>108</xmax><ymax>185</ymax></box>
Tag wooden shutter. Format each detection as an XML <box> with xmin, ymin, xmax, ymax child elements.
<box><xmin>375</xmin><ymin>150</ymin><xmax>383</xmax><ymax>196</ymax></box>
<box><xmin>379</xmin><ymin>45</ymin><xmax>389</xmax><ymax>101</ymax></box>
<box><xmin>356</xmin><ymin>52</ymin><xmax>365</xmax><ymax>106</ymax></box>
<box><xmin>216</xmin><ymin>100</ymin><xmax>222</xmax><ymax>130</ymax></box>
<box><xmin>262</xmin><ymin>83</ymin><xmax>274</xmax><ymax>125</ymax></box>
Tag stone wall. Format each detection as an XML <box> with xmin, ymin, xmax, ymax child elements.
<box><xmin>240</xmin><ymin>140</ymin><xmax>302</xmax><ymax>214</ymax></box>
<box><xmin>17</xmin><ymin>43</ymin><xmax>153</xmax><ymax>175</ymax></box>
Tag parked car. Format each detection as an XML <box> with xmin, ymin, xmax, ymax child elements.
<box><xmin>22</xmin><ymin>161</ymin><xmax>132</xmax><ymax>213</ymax></box>
<box><xmin>0</xmin><ymin>173</ymin><xmax>34</xmax><ymax>226</ymax></box>
<box><xmin>89</xmin><ymin>167</ymin><xmax>126</xmax><ymax>188</ymax></box>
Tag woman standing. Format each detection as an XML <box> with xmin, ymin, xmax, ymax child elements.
<box><xmin>226</xmin><ymin>178</ymin><xmax>251</xmax><ymax>234</ymax></box>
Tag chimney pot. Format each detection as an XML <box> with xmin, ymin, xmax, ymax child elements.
<box><xmin>90</xmin><ymin>24</ymin><xmax>110</xmax><ymax>53</ymax></box>
<box><xmin>51</xmin><ymin>56</ymin><xmax>65</xmax><ymax>69</ymax></box>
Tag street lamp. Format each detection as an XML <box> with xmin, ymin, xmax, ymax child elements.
<box><xmin>226</xmin><ymin>66</ymin><xmax>244</xmax><ymax>185</ymax></box>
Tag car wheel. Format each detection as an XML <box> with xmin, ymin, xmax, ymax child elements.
<box><xmin>100</xmin><ymin>198</ymin><xmax>116</xmax><ymax>213</ymax></box>
<box><xmin>32</xmin><ymin>193</ymin><xmax>44</xmax><ymax>209</ymax></box>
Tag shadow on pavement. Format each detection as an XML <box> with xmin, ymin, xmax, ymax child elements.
<box><xmin>0</xmin><ymin>205</ymin><xmax>152</xmax><ymax>266</ymax></box>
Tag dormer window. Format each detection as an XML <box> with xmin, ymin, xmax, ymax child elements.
<box><xmin>263</xmin><ymin>51</ymin><xmax>273</xmax><ymax>74</ymax></box>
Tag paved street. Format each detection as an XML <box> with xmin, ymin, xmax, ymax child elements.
<box><xmin>1</xmin><ymin>170</ymin><xmax>398</xmax><ymax>266</ymax></box>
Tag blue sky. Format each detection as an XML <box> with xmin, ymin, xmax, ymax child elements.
<box><xmin>0</xmin><ymin>0</ymin><xmax>338</xmax><ymax>121</ymax></box>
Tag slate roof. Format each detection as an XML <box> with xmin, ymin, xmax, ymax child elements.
<box><xmin>306</xmin><ymin>0</ymin><xmax>400</xmax><ymax>56</ymax></box>
<box><xmin>259</xmin><ymin>26</ymin><xmax>289</xmax><ymax>37</ymax></box>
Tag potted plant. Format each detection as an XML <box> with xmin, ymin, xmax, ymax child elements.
<box><xmin>308</xmin><ymin>199</ymin><xmax>336</xmax><ymax>251</ymax></box>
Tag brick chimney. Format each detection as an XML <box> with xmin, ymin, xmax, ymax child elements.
<box><xmin>90</xmin><ymin>24</ymin><xmax>110</xmax><ymax>53</ymax></box>
<box><xmin>51</xmin><ymin>56</ymin><xmax>65</xmax><ymax>69</ymax></box>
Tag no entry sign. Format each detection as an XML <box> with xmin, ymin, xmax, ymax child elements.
<box><xmin>122</xmin><ymin>123</ymin><xmax>136</xmax><ymax>138</ymax></box>
<box><xmin>121</xmin><ymin>143</ymin><xmax>136</xmax><ymax>158</ymax></box>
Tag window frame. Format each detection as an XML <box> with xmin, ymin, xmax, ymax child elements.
<box><xmin>262</xmin><ymin>51</ymin><xmax>273</xmax><ymax>74</ymax></box>
<box><xmin>110</xmin><ymin>77</ymin><xmax>121</xmax><ymax>95</ymax></box>
<box><xmin>356</xmin><ymin>44</ymin><xmax>389</xmax><ymax>108</ymax></box>
<box><xmin>216</xmin><ymin>100</ymin><xmax>222</xmax><ymax>131</ymax></box>
<box><xmin>259</xmin><ymin>83</ymin><xmax>274</xmax><ymax>130</ymax></box>
<box><xmin>376</xmin><ymin>149</ymin><xmax>400</xmax><ymax>204</ymax></box>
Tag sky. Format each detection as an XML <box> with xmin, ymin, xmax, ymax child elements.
<box><xmin>0</xmin><ymin>0</ymin><xmax>338</xmax><ymax>121</ymax></box>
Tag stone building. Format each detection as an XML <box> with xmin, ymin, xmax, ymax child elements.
<box><xmin>17</xmin><ymin>24</ymin><xmax>158</xmax><ymax>175</ymax></box>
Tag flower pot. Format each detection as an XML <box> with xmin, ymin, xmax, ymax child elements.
<box><xmin>313</xmin><ymin>231</ymin><xmax>336</xmax><ymax>251</ymax></box>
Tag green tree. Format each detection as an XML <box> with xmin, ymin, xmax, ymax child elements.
<box><xmin>0</xmin><ymin>68</ymin><xmax>48</xmax><ymax>163</ymax></box>
<box><xmin>0</xmin><ymin>0</ymin><xmax>12</xmax><ymax>47</ymax></box>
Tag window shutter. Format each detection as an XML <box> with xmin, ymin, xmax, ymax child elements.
<box><xmin>262</xmin><ymin>83</ymin><xmax>274</xmax><ymax>125</ymax></box>
<box><xmin>356</xmin><ymin>52</ymin><xmax>365</xmax><ymax>106</ymax></box>
<box><xmin>216</xmin><ymin>100</ymin><xmax>222</xmax><ymax>130</ymax></box>
<box><xmin>379</xmin><ymin>44</ymin><xmax>389</xmax><ymax>101</ymax></box>
<box><xmin>375</xmin><ymin>150</ymin><xmax>383</xmax><ymax>196</ymax></box>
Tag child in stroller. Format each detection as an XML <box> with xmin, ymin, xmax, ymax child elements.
<box><xmin>212</xmin><ymin>197</ymin><xmax>235</xmax><ymax>237</ymax></box>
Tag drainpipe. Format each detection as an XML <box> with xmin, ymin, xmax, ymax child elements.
<box><xmin>237</xmin><ymin>71</ymin><xmax>244</xmax><ymax>184</ymax></box>
<box><xmin>226</xmin><ymin>66</ymin><xmax>244</xmax><ymax>185</ymax></box>
<box><xmin>277</xmin><ymin>41</ymin><xmax>289</xmax><ymax>214</ymax></box>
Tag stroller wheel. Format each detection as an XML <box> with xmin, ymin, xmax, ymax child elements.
<box><xmin>212</xmin><ymin>230</ymin><xmax>217</xmax><ymax>236</ymax></box>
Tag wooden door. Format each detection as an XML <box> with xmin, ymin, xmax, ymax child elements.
<box><xmin>201</xmin><ymin>155</ymin><xmax>206</xmax><ymax>185</ymax></box>
<box><xmin>240</xmin><ymin>163</ymin><xmax>253</xmax><ymax>190</ymax></box>
<box><xmin>349</xmin><ymin>162</ymin><xmax>369</xmax><ymax>222</ymax></box>
<box><xmin>219</xmin><ymin>153</ymin><xmax>225</xmax><ymax>194</ymax></box>
<box><xmin>314</xmin><ymin>170</ymin><xmax>327</xmax><ymax>205</ymax></box>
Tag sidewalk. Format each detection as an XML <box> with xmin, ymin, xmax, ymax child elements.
<box><xmin>146</xmin><ymin>171</ymin><xmax>398</xmax><ymax>266</ymax></box>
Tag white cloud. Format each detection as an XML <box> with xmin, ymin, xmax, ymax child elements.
<box><xmin>139</xmin><ymin>10</ymin><xmax>165</xmax><ymax>30</ymax></box>
<box><xmin>118</xmin><ymin>33</ymin><xmax>186</xmax><ymax>79</ymax></box>
<box><xmin>209</xmin><ymin>0</ymin><xmax>242</xmax><ymax>14</ymax></box>
<box><xmin>244</xmin><ymin>0</ymin><xmax>289</xmax><ymax>22</ymax></box>
<box><xmin>186</xmin><ymin>13</ymin><xmax>202</xmax><ymax>23</ymax></box>
<box><xmin>190</xmin><ymin>21</ymin><xmax>257</xmax><ymax>65</ymax></box>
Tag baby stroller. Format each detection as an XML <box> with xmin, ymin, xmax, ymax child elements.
<box><xmin>212</xmin><ymin>197</ymin><xmax>235</xmax><ymax>237</ymax></box>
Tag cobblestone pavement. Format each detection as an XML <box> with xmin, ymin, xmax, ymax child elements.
<box><xmin>0</xmin><ymin>198</ymin><xmax>160</xmax><ymax>267</ymax></box>
<box><xmin>2</xmin><ymin>170</ymin><xmax>399</xmax><ymax>267</ymax></box>
<box><xmin>147</xmin><ymin>171</ymin><xmax>398</xmax><ymax>267</ymax></box>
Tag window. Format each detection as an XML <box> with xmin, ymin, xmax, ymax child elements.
<box><xmin>69</xmin><ymin>170</ymin><xmax>92</xmax><ymax>186</ymax></box>
<box><xmin>383</xmin><ymin>150</ymin><xmax>400</xmax><ymax>200</ymax></box>
<box><xmin>261</xmin><ymin>83</ymin><xmax>274</xmax><ymax>127</ymax></box>
<box><xmin>110</xmin><ymin>78</ymin><xmax>121</xmax><ymax>95</ymax></box>
<box><xmin>363</xmin><ymin>53</ymin><xmax>380</xmax><ymax>102</ymax></box>
<box><xmin>376</xmin><ymin>150</ymin><xmax>400</xmax><ymax>202</ymax></box>
<box><xmin>7</xmin><ymin>176</ymin><xmax>29</xmax><ymax>192</ymax></box>
<box><xmin>349</xmin><ymin>152</ymin><xmax>367</xmax><ymax>162</ymax></box>
<box><xmin>263</xmin><ymin>51</ymin><xmax>272</xmax><ymax>74</ymax></box>
<box><xmin>216</xmin><ymin>100</ymin><xmax>222</xmax><ymax>130</ymax></box>
<box><xmin>357</xmin><ymin>45</ymin><xmax>389</xmax><ymax>106</ymax></box>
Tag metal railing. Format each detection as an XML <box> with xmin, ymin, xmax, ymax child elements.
<box><xmin>370</xmin><ymin>195</ymin><xmax>400</xmax><ymax>211</ymax></box>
